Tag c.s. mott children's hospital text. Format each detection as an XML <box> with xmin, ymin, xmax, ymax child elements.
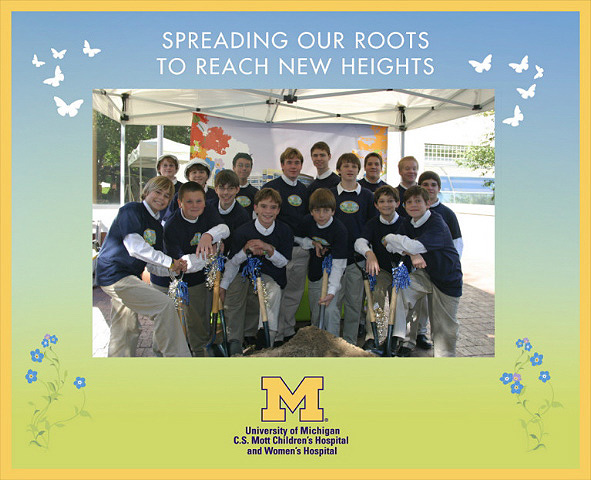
<box><xmin>233</xmin><ymin>426</ymin><xmax>349</xmax><ymax>457</ymax></box>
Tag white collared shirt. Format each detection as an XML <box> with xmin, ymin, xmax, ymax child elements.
<box><xmin>411</xmin><ymin>210</ymin><xmax>431</xmax><ymax>228</ymax></box>
<box><xmin>316</xmin><ymin>170</ymin><xmax>334</xmax><ymax>180</ymax></box>
<box><xmin>379</xmin><ymin>213</ymin><xmax>399</xmax><ymax>225</ymax></box>
<box><xmin>336</xmin><ymin>183</ymin><xmax>361</xmax><ymax>195</ymax></box>
<box><xmin>255</xmin><ymin>218</ymin><xmax>275</xmax><ymax>235</ymax></box>
<box><xmin>218</xmin><ymin>200</ymin><xmax>236</xmax><ymax>215</ymax></box>
<box><xmin>280</xmin><ymin>174</ymin><xmax>298</xmax><ymax>187</ymax></box>
<box><xmin>142</xmin><ymin>200</ymin><xmax>161</xmax><ymax>220</ymax></box>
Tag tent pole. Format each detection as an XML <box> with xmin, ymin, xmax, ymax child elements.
<box><xmin>400</xmin><ymin>130</ymin><xmax>405</xmax><ymax>158</ymax></box>
<box><xmin>157</xmin><ymin>125</ymin><xmax>164</xmax><ymax>157</ymax></box>
<box><xmin>120</xmin><ymin>123</ymin><xmax>126</xmax><ymax>204</ymax></box>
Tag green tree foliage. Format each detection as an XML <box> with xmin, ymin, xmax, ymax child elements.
<box><xmin>455</xmin><ymin>111</ymin><xmax>495</xmax><ymax>197</ymax></box>
<box><xmin>94</xmin><ymin>111</ymin><xmax>191</xmax><ymax>203</ymax></box>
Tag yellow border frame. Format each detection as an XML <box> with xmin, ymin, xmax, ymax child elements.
<box><xmin>0</xmin><ymin>1</ymin><xmax>589</xmax><ymax>479</ymax></box>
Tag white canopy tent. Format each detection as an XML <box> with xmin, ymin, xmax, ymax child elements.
<box><xmin>128</xmin><ymin>137</ymin><xmax>191</xmax><ymax>169</ymax></box>
<box><xmin>92</xmin><ymin>88</ymin><xmax>494</xmax><ymax>203</ymax></box>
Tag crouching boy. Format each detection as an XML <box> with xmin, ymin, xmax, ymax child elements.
<box><xmin>220</xmin><ymin>188</ymin><xmax>293</xmax><ymax>347</ymax></box>
<box><xmin>384</xmin><ymin>186</ymin><xmax>462</xmax><ymax>357</ymax></box>
<box><xmin>150</xmin><ymin>181</ymin><xmax>229</xmax><ymax>356</ymax></box>
<box><xmin>354</xmin><ymin>185</ymin><xmax>408</xmax><ymax>349</ymax></box>
<box><xmin>299</xmin><ymin>188</ymin><xmax>348</xmax><ymax>337</ymax></box>
<box><xmin>95</xmin><ymin>176</ymin><xmax>191</xmax><ymax>357</ymax></box>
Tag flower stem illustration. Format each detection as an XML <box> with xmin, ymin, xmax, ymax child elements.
<box><xmin>26</xmin><ymin>334</ymin><xmax>90</xmax><ymax>449</ymax></box>
<box><xmin>499</xmin><ymin>338</ymin><xmax>562</xmax><ymax>451</ymax></box>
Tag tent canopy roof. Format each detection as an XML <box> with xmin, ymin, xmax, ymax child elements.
<box><xmin>93</xmin><ymin>88</ymin><xmax>494</xmax><ymax>131</ymax></box>
<box><xmin>128</xmin><ymin>137</ymin><xmax>190</xmax><ymax>168</ymax></box>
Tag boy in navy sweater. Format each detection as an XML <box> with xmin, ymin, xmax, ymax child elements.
<box><xmin>220</xmin><ymin>188</ymin><xmax>294</xmax><ymax>347</ymax></box>
<box><xmin>396</xmin><ymin>155</ymin><xmax>419</xmax><ymax>218</ymax></box>
<box><xmin>299</xmin><ymin>188</ymin><xmax>348</xmax><ymax>337</ymax></box>
<box><xmin>354</xmin><ymin>185</ymin><xmax>408</xmax><ymax>349</ymax></box>
<box><xmin>330</xmin><ymin>153</ymin><xmax>376</xmax><ymax>344</ymax></box>
<box><xmin>211</xmin><ymin>170</ymin><xmax>258</xmax><ymax>354</ymax></box>
<box><xmin>358</xmin><ymin>152</ymin><xmax>388</xmax><ymax>192</ymax></box>
<box><xmin>385</xmin><ymin>186</ymin><xmax>463</xmax><ymax>357</ymax></box>
<box><xmin>262</xmin><ymin>148</ymin><xmax>309</xmax><ymax>344</ymax></box>
<box><xmin>95</xmin><ymin>176</ymin><xmax>190</xmax><ymax>357</ymax></box>
<box><xmin>157</xmin><ymin>154</ymin><xmax>183</xmax><ymax>194</ymax></box>
<box><xmin>307</xmin><ymin>141</ymin><xmax>341</xmax><ymax>195</ymax></box>
<box><xmin>233</xmin><ymin>152</ymin><xmax>258</xmax><ymax>217</ymax></box>
<box><xmin>150</xmin><ymin>181</ymin><xmax>229</xmax><ymax>356</ymax></box>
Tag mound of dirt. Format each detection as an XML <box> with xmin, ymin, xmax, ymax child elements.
<box><xmin>249</xmin><ymin>326</ymin><xmax>376</xmax><ymax>357</ymax></box>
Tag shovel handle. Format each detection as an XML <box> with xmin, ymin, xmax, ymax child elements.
<box><xmin>388</xmin><ymin>288</ymin><xmax>398</xmax><ymax>326</ymax></box>
<box><xmin>212</xmin><ymin>271</ymin><xmax>221</xmax><ymax>314</ymax></box>
<box><xmin>256</xmin><ymin>277</ymin><xmax>268</xmax><ymax>325</ymax></box>
<box><xmin>320</xmin><ymin>270</ymin><xmax>329</xmax><ymax>299</ymax></box>
<box><xmin>363</xmin><ymin>279</ymin><xmax>376</xmax><ymax>325</ymax></box>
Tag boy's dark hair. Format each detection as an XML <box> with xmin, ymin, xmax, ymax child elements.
<box><xmin>398</xmin><ymin>155</ymin><xmax>419</xmax><ymax>169</ymax></box>
<box><xmin>214</xmin><ymin>169</ymin><xmax>240</xmax><ymax>188</ymax></box>
<box><xmin>186</xmin><ymin>163</ymin><xmax>211</xmax><ymax>179</ymax></box>
<box><xmin>374</xmin><ymin>185</ymin><xmax>399</xmax><ymax>204</ymax></box>
<box><xmin>310</xmin><ymin>141</ymin><xmax>331</xmax><ymax>156</ymax></box>
<box><xmin>404</xmin><ymin>185</ymin><xmax>430</xmax><ymax>203</ymax></box>
<box><xmin>309</xmin><ymin>188</ymin><xmax>336</xmax><ymax>211</ymax></box>
<box><xmin>418</xmin><ymin>171</ymin><xmax>442</xmax><ymax>189</ymax></box>
<box><xmin>178</xmin><ymin>181</ymin><xmax>205</xmax><ymax>201</ymax></box>
<box><xmin>232</xmin><ymin>152</ymin><xmax>253</xmax><ymax>167</ymax></box>
<box><xmin>336</xmin><ymin>152</ymin><xmax>361</xmax><ymax>171</ymax></box>
<box><xmin>141</xmin><ymin>176</ymin><xmax>174</xmax><ymax>200</ymax></box>
<box><xmin>254</xmin><ymin>187</ymin><xmax>282</xmax><ymax>207</ymax></box>
<box><xmin>364</xmin><ymin>152</ymin><xmax>383</xmax><ymax>168</ymax></box>
<box><xmin>280</xmin><ymin>147</ymin><xmax>304</xmax><ymax>165</ymax></box>
<box><xmin>156</xmin><ymin>154</ymin><xmax>179</xmax><ymax>172</ymax></box>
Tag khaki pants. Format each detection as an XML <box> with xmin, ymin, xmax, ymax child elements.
<box><xmin>394</xmin><ymin>269</ymin><xmax>460</xmax><ymax>357</ymax></box>
<box><xmin>101</xmin><ymin>275</ymin><xmax>191</xmax><ymax>357</ymax></box>
<box><xmin>336</xmin><ymin>262</ymin><xmax>365</xmax><ymax>345</ymax></box>
<box><xmin>277</xmin><ymin>246</ymin><xmax>309</xmax><ymax>340</ymax></box>
<box><xmin>308</xmin><ymin>278</ymin><xmax>340</xmax><ymax>337</ymax></box>
<box><xmin>224</xmin><ymin>274</ymin><xmax>260</xmax><ymax>343</ymax></box>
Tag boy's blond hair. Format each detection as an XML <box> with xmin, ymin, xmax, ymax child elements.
<box><xmin>141</xmin><ymin>176</ymin><xmax>174</xmax><ymax>200</ymax></box>
<box><xmin>280</xmin><ymin>147</ymin><xmax>304</xmax><ymax>165</ymax></box>
<box><xmin>309</xmin><ymin>188</ymin><xmax>336</xmax><ymax>211</ymax></box>
<box><xmin>336</xmin><ymin>152</ymin><xmax>361</xmax><ymax>171</ymax></box>
<box><xmin>398</xmin><ymin>155</ymin><xmax>418</xmax><ymax>170</ymax></box>
<box><xmin>254</xmin><ymin>187</ymin><xmax>282</xmax><ymax>207</ymax></box>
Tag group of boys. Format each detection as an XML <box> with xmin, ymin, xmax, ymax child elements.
<box><xmin>96</xmin><ymin>142</ymin><xmax>463</xmax><ymax>358</ymax></box>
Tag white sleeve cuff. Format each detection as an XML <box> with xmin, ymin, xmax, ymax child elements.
<box><xmin>301</xmin><ymin>237</ymin><xmax>314</xmax><ymax>250</ymax></box>
<box><xmin>268</xmin><ymin>249</ymin><xmax>289</xmax><ymax>268</ymax></box>
<box><xmin>123</xmin><ymin>233</ymin><xmax>172</xmax><ymax>268</ymax></box>
<box><xmin>206</xmin><ymin>224</ymin><xmax>230</xmax><ymax>244</ymax></box>
<box><xmin>182</xmin><ymin>254</ymin><xmax>207</xmax><ymax>273</ymax></box>
<box><xmin>453</xmin><ymin>237</ymin><xmax>464</xmax><ymax>259</ymax></box>
<box><xmin>384</xmin><ymin>234</ymin><xmax>427</xmax><ymax>255</ymax></box>
<box><xmin>327</xmin><ymin>259</ymin><xmax>347</xmax><ymax>296</ymax></box>
<box><xmin>354</xmin><ymin>238</ymin><xmax>371</xmax><ymax>257</ymax></box>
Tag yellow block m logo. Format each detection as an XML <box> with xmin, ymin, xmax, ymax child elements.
<box><xmin>261</xmin><ymin>376</ymin><xmax>324</xmax><ymax>422</ymax></box>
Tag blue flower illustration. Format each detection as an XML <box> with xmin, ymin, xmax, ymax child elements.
<box><xmin>511</xmin><ymin>382</ymin><xmax>524</xmax><ymax>394</ymax></box>
<box><xmin>41</xmin><ymin>338</ymin><xmax>49</xmax><ymax>348</ymax></box>
<box><xmin>25</xmin><ymin>369</ymin><xmax>38</xmax><ymax>383</ymax></box>
<box><xmin>500</xmin><ymin>372</ymin><xmax>513</xmax><ymax>385</ymax></box>
<box><xmin>513</xmin><ymin>373</ymin><xmax>521</xmax><ymax>382</ymax></box>
<box><xmin>539</xmin><ymin>371</ymin><xmax>551</xmax><ymax>383</ymax></box>
<box><xmin>73</xmin><ymin>377</ymin><xmax>86</xmax><ymax>389</ymax></box>
<box><xmin>49</xmin><ymin>335</ymin><xmax>58</xmax><ymax>344</ymax></box>
<box><xmin>516</xmin><ymin>339</ymin><xmax>524</xmax><ymax>348</ymax></box>
<box><xmin>530</xmin><ymin>352</ymin><xmax>543</xmax><ymax>366</ymax></box>
<box><xmin>524</xmin><ymin>342</ymin><xmax>532</xmax><ymax>351</ymax></box>
<box><xmin>30</xmin><ymin>349</ymin><xmax>44</xmax><ymax>362</ymax></box>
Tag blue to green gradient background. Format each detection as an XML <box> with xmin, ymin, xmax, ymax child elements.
<box><xmin>10</xmin><ymin>10</ymin><xmax>580</xmax><ymax>470</ymax></box>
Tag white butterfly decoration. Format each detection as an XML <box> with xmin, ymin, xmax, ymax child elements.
<box><xmin>509</xmin><ymin>55</ymin><xmax>529</xmax><ymax>73</ymax></box>
<box><xmin>43</xmin><ymin>65</ymin><xmax>64</xmax><ymax>87</ymax></box>
<box><xmin>468</xmin><ymin>54</ymin><xmax>492</xmax><ymax>73</ymax></box>
<box><xmin>51</xmin><ymin>48</ymin><xmax>67</xmax><ymax>59</ymax></box>
<box><xmin>534</xmin><ymin>65</ymin><xmax>544</xmax><ymax>79</ymax></box>
<box><xmin>82</xmin><ymin>40</ymin><xmax>101</xmax><ymax>58</ymax></box>
<box><xmin>53</xmin><ymin>96</ymin><xmax>84</xmax><ymax>117</ymax></box>
<box><xmin>516</xmin><ymin>84</ymin><xmax>536</xmax><ymax>99</ymax></box>
<box><xmin>502</xmin><ymin>105</ymin><xmax>524</xmax><ymax>127</ymax></box>
<box><xmin>32</xmin><ymin>54</ymin><xmax>45</xmax><ymax>67</ymax></box>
